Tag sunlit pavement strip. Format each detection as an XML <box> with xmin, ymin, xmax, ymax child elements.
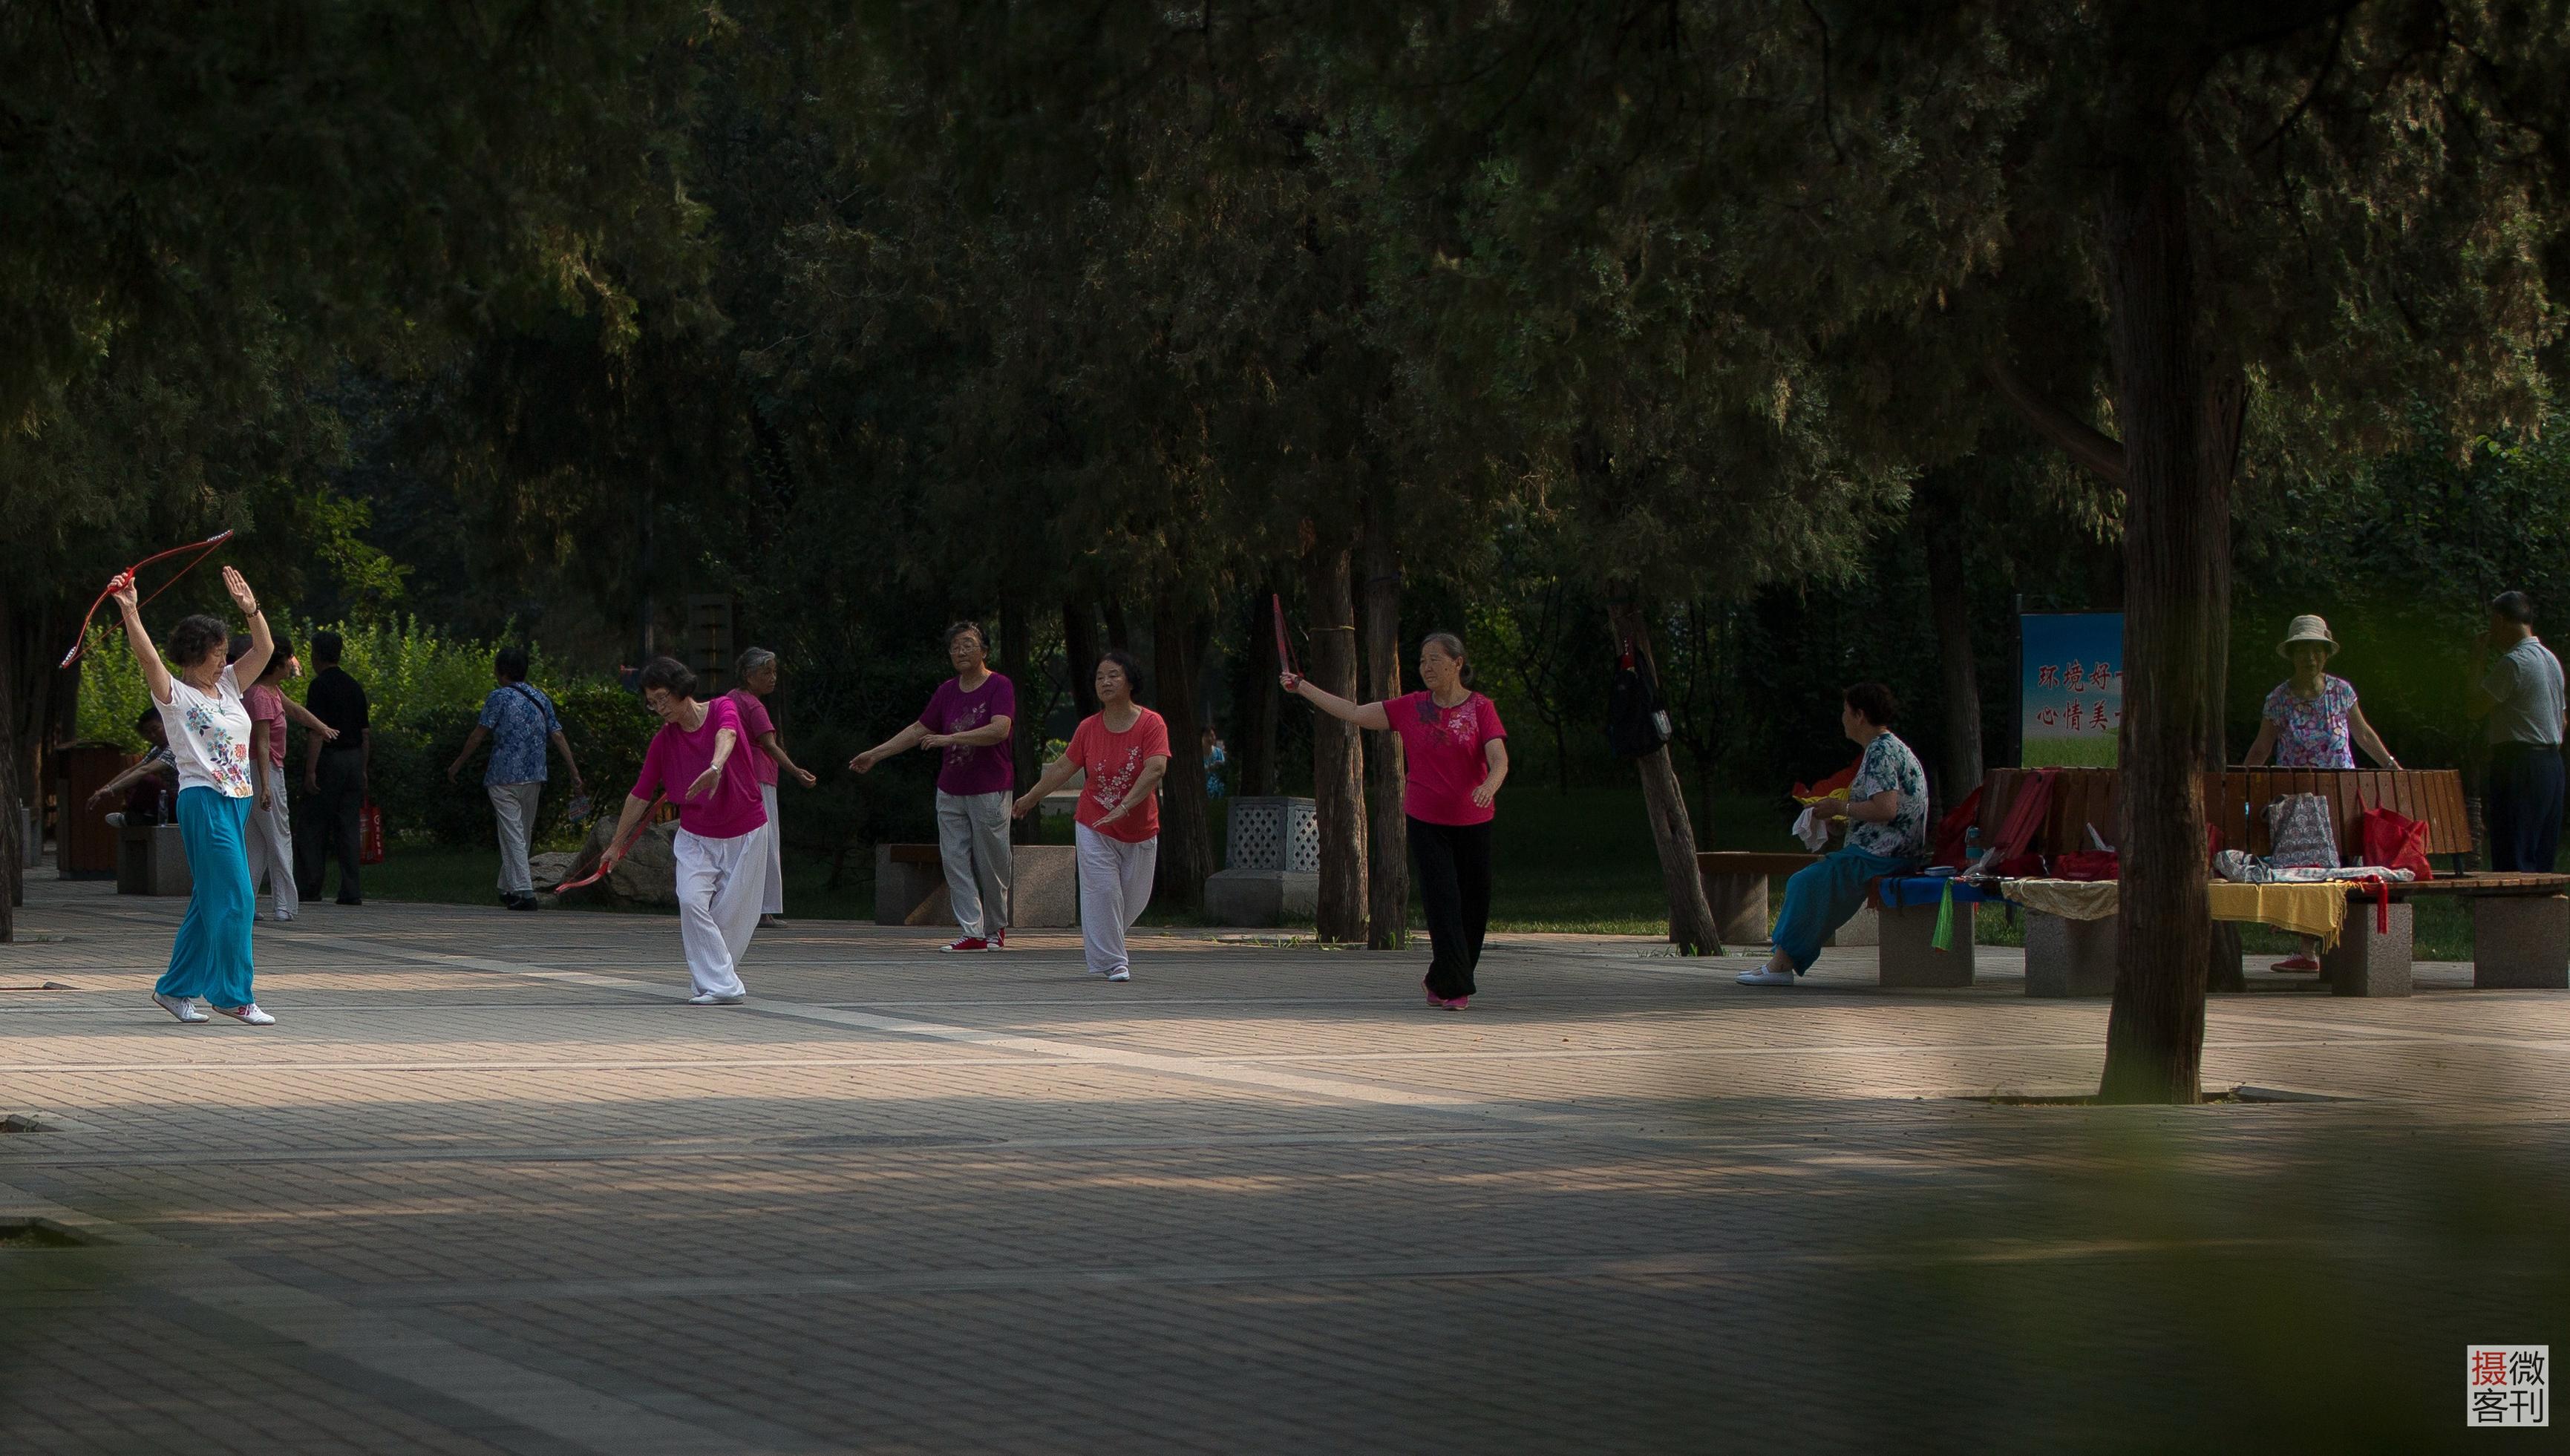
<box><xmin>6</xmin><ymin>879</ymin><xmax>2569</xmax><ymax>1453</ymax></box>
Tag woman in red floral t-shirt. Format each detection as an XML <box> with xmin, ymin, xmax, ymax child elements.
<box><xmin>1288</xmin><ymin>632</ymin><xmax>1510</xmax><ymax>1009</ymax></box>
<box><xmin>1015</xmin><ymin>652</ymin><xmax>1171</xmax><ymax>982</ymax></box>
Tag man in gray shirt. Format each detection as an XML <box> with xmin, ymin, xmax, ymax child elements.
<box><xmin>2468</xmin><ymin>590</ymin><xmax>2566</xmax><ymax>873</ymax></box>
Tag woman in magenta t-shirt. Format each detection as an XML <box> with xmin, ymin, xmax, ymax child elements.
<box><xmin>597</xmin><ymin>657</ymin><xmax>771</xmax><ymax>1005</ymax></box>
<box><xmin>1288</xmin><ymin>632</ymin><xmax>1510</xmax><ymax>1008</ymax></box>
<box><xmin>728</xmin><ymin>646</ymin><xmax>819</xmax><ymax>929</ymax></box>
<box><xmin>1014</xmin><ymin>651</ymin><xmax>1171</xmax><ymax>982</ymax></box>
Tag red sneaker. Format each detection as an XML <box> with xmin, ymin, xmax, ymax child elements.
<box><xmin>941</xmin><ymin>937</ymin><xmax>990</xmax><ymax>953</ymax></box>
<box><xmin>989</xmin><ymin>928</ymin><xmax>1006</xmax><ymax>949</ymax></box>
<box><xmin>2272</xmin><ymin>954</ymin><xmax>2321</xmax><ymax>973</ymax></box>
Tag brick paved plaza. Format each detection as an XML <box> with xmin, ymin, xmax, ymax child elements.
<box><xmin>4</xmin><ymin>878</ymin><xmax>2566</xmax><ymax>1453</ymax></box>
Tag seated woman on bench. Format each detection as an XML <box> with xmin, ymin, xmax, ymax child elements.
<box><xmin>1739</xmin><ymin>683</ymin><xmax>1930</xmax><ymax>987</ymax></box>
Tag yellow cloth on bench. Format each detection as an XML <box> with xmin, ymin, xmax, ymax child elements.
<box><xmin>2205</xmin><ymin>881</ymin><xmax>2346</xmax><ymax>951</ymax></box>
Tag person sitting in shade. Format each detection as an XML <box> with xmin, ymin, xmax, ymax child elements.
<box><xmin>2240</xmin><ymin>613</ymin><xmax>2400</xmax><ymax>972</ymax></box>
<box><xmin>1739</xmin><ymin>683</ymin><xmax>1929</xmax><ymax>987</ymax></box>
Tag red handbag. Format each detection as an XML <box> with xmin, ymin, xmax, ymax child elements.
<box><xmin>2053</xmin><ymin>850</ymin><xmax>2119</xmax><ymax>882</ymax></box>
<box><xmin>2358</xmin><ymin>801</ymin><xmax>2431</xmax><ymax>880</ymax></box>
<box><xmin>360</xmin><ymin>801</ymin><xmax>387</xmax><ymax>865</ymax></box>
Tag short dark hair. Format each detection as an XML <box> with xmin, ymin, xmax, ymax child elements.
<box><xmin>945</xmin><ymin>620</ymin><xmax>987</xmax><ymax>652</ymax></box>
<box><xmin>1096</xmin><ymin>649</ymin><xmax>1145</xmax><ymax>699</ymax></box>
<box><xmin>637</xmin><ymin>655</ymin><xmax>699</xmax><ymax>700</ymax></box>
<box><xmin>133</xmin><ymin>709</ymin><xmax>161</xmax><ymax>735</ymax></box>
<box><xmin>262</xmin><ymin>630</ymin><xmax>292</xmax><ymax>677</ymax></box>
<box><xmin>311</xmin><ymin>630</ymin><xmax>344</xmax><ymax>663</ymax></box>
<box><xmin>1843</xmin><ymin>682</ymin><xmax>1897</xmax><ymax>727</ymax></box>
<box><xmin>166</xmin><ymin>615</ymin><xmax>228</xmax><ymax>670</ymax></box>
<box><xmin>2493</xmin><ymin>591</ymin><xmax>2537</xmax><ymax>625</ymax></box>
<box><xmin>494</xmin><ymin>646</ymin><xmax>529</xmax><ymax>682</ymax></box>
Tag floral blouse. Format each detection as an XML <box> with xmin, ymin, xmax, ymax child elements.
<box><xmin>1847</xmin><ymin>731</ymin><xmax>1930</xmax><ymax>860</ymax></box>
<box><xmin>2263</xmin><ymin>675</ymin><xmax>2358</xmax><ymax>769</ymax></box>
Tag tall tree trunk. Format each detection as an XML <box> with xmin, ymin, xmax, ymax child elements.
<box><xmin>1062</xmin><ymin>599</ymin><xmax>1102</xmax><ymax>720</ymax></box>
<box><xmin>1236</xmin><ymin>586</ymin><xmax>1280</xmax><ymax>797</ymax></box>
<box><xmin>1360</xmin><ymin>493</ymin><xmax>1409</xmax><ymax>950</ymax></box>
<box><xmin>0</xmin><ymin>597</ymin><xmax>21</xmax><ymax>938</ymax></box>
<box><xmin>1101</xmin><ymin>600</ymin><xmax>1131</xmax><ymax>653</ymax></box>
<box><xmin>1606</xmin><ymin>594</ymin><xmax>1724</xmax><ymax>954</ymax></box>
<box><xmin>2097</xmin><ymin>147</ymin><xmax>2216</xmax><ymax>1106</ymax></box>
<box><xmin>1918</xmin><ymin>479</ymin><xmax>1985</xmax><ymax>804</ymax></box>
<box><xmin>1151</xmin><ymin>590</ymin><xmax>1214</xmax><ymax>913</ymax></box>
<box><xmin>2202</xmin><ymin>364</ymin><xmax>2249</xmax><ymax>992</ymax></box>
<box><xmin>1304</xmin><ymin>537</ymin><xmax>1368</xmax><ymax>942</ymax></box>
<box><xmin>1001</xmin><ymin>594</ymin><xmax>1039</xmax><ymax>845</ymax></box>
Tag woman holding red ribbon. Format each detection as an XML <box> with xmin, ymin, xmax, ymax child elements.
<box><xmin>117</xmin><ymin>564</ymin><xmax>279</xmax><ymax>1026</ymax></box>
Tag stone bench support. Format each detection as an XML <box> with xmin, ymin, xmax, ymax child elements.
<box><xmin>2469</xmin><ymin>895</ymin><xmax>2570</xmax><ymax>989</ymax></box>
<box><xmin>2024</xmin><ymin>911</ymin><xmax>2119</xmax><ymax>998</ymax></box>
<box><xmin>1878</xmin><ymin>902</ymin><xmax>1973</xmax><ymax>988</ymax></box>
<box><xmin>2324</xmin><ymin>902</ymin><xmax>2413</xmax><ymax>997</ymax></box>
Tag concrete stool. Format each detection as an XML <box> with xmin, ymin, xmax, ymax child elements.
<box><xmin>2324</xmin><ymin>902</ymin><xmax>2412</xmax><ymax>997</ymax></box>
<box><xmin>1829</xmin><ymin>903</ymin><xmax>1880</xmax><ymax>948</ymax></box>
<box><xmin>2470</xmin><ymin>895</ymin><xmax>2570</xmax><ymax>988</ymax></box>
<box><xmin>873</xmin><ymin>845</ymin><xmax>946</xmax><ymax>926</ymax></box>
<box><xmin>1695</xmin><ymin>852</ymin><xmax>1821</xmax><ymax>948</ymax></box>
<box><xmin>2024</xmin><ymin>911</ymin><xmax>2118</xmax><ymax>997</ymax></box>
<box><xmin>1879</xmin><ymin>901</ymin><xmax>1973</xmax><ymax>987</ymax></box>
<box><xmin>1011</xmin><ymin>845</ymin><xmax>1078</xmax><ymax>928</ymax></box>
<box><xmin>117</xmin><ymin>824</ymin><xmax>191</xmax><ymax>897</ymax></box>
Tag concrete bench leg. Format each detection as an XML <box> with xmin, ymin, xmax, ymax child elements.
<box><xmin>1825</xmin><ymin>903</ymin><xmax>1879</xmax><ymax>948</ymax></box>
<box><xmin>873</xmin><ymin>847</ymin><xmax>946</xmax><ymax>926</ymax></box>
<box><xmin>2471</xmin><ymin>895</ymin><xmax>2570</xmax><ymax>989</ymax></box>
<box><xmin>1701</xmin><ymin>873</ymin><xmax>1768</xmax><ymax>947</ymax></box>
<box><xmin>2024</xmin><ymin>912</ymin><xmax>2117</xmax><ymax>997</ymax></box>
<box><xmin>2324</xmin><ymin>902</ymin><xmax>2412</xmax><ymax>997</ymax></box>
<box><xmin>1879</xmin><ymin>902</ymin><xmax>1973</xmax><ymax>988</ymax></box>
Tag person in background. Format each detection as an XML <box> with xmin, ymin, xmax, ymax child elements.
<box><xmin>296</xmin><ymin>630</ymin><xmax>371</xmax><ymax>906</ymax></box>
<box><xmin>1739</xmin><ymin>683</ymin><xmax>1930</xmax><ymax>988</ymax></box>
<box><xmin>1013</xmin><ymin>652</ymin><xmax>1171</xmax><ymax>982</ymax></box>
<box><xmin>729</xmin><ymin>647</ymin><xmax>819</xmax><ymax>928</ymax></box>
<box><xmin>1202</xmin><ymin>724</ymin><xmax>1229</xmax><ymax>799</ymax></box>
<box><xmin>595</xmin><ymin>657</ymin><xmax>770</xmax><ymax>1004</ymax></box>
<box><xmin>447</xmin><ymin>646</ymin><xmax>583</xmax><ymax>911</ymax></box>
<box><xmin>2240</xmin><ymin>614</ymin><xmax>2400</xmax><ymax>972</ymax></box>
<box><xmin>1289</xmin><ymin>632</ymin><xmax>1510</xmax><ymax>1009</ymax></box>
<box><xmin>235</xmin><ymin>631</ymin><xmax>321</xmax><ymax>922</ymax></box>
<box><xmin>88</xmin><ymin>711</ymin><xmax>177</xmax><ymax>827</ymax></box>
<box><xmin>849</xmin><ymin>622</ymin><xmax>1016</xmax><ymax>952</ymax></box>
<box><xmin>116</xmin><ymin>565</ymin><xmax>278</xmax><ymax>1026</ymax></box>
<box><xmin>2469</xmin><ymin>590</ymin><xmax>2568</xmax><ymax>873</ymax></box>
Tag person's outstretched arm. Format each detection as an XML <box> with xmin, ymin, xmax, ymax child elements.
<box><xmin>549</xmin><ymin>729</ymin><xmax>585</xmax><ymax>793</ymax></box>
<box><xmin>2348</xmin><ymin>705</ymin><xmax>2400</xmax><ymax>770</ymax></box>
<box><xmin>1283</xmin><ymin>675</ymin><xmax>1391</xmax><ymax>732</ymax></box>
<box><xmin>598</xmin><ymin>793</ymin><xmax>655</xmax><ymax>870</ymax></box>
<box><xmin>222</xmin><ymin>568</ymin><xmax>275</xmax><ymax>684</ymax></box>
<box><xmin>2240</xmin><ymin>720</ymin><xmax>2279</xmax><ymax>767</ymax></box>
<box><xmin>1011</xmin><ymin>755</ymin><xmax>1083</xmax><ymax>819</ymax></box>
<box><xmin>1091</xmin><ymin>755</ymin><xmax>1171</xmax><ymax>827</ymax></box>
<box><xmin>757</xmin><ymin>729</ymin><xmax>814</xmax><ymax>787</ymax></box>
<box><xmin>283</xmin><ymin>697</ymin><xmax>339</xmax><ymax>741</ymax></box>
<box><xmin>446</xmin><ymin>726</ymin><xmax>490</xmax><ymax>783</ymax></box>
<box><xmin>849</xmin><ymin>721</ymin><xmax>930</xmax><ymax>772</ymax></box>
<box><xmin>111</xmin><ymin>577</ymin><xmax>174</xmax><ymax>706</ymax></box>
<box><xmin>1471</xmin><ymin>739</ymin><xmax>1511</xmax><ymax>809</ymax></box>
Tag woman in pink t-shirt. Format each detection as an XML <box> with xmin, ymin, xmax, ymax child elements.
<box><xmin>1288</xmin><ymin>632</ymin><xmax>1509</xmax><ymax>1008</ymax></box>
<box><xmin>728</xmin><ymin>647</ymin><xmax>818</xmax><ymax>928</ymax></box>
<box><xmin>1014</xmin><ymin>652</ymin><xmax>1171</xmax><ymax>981</ymax></box>
<box><xmin>597</xmin><ymin>657</ymin><xmax>771</xmax><ymax>1004</ymax></box>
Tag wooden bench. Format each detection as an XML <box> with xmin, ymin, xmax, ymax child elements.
<box><xmin>871</xmin><ymin>842</ymin><xmax>1082</xmax><ymax>929</ymax></box>
<box><xmin>1977</xmin><ymin>767</ymin><xmax>2568</xmax><ymax>996</ymax></box>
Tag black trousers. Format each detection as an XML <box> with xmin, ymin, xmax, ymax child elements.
<box><xmin>2486</xmin><ymin>742</ymin><xmax>2565</xmax><ymax>873</ymax></box>
<box><xmin>1409</xmin><ymin>816</ymin><xmax>1494</xmax><ymax>1000</ymax></box>
<box><xmin>296</xmin><ymin>752</ymin><xmax>366</xmax><ymax>902</ymax></box>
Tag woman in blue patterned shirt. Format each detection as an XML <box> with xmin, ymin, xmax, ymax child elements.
<box><xmin>1740</xmin><ymin>683</ymin><xmax>1931</xmax><ymax>987</ymax></box>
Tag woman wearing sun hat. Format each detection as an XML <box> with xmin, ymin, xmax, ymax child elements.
<box><xmin>2241</xmin><ymin>613</ymin><xmax>2401</xmax><ymax>971</ymax></box>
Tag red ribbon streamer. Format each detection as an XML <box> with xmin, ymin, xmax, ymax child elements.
<box><xmin>551</xmin><ymin>798</ymin><xmax>667</xmax><ymax>896</ymax></box>
<box><xmin>1272</xmin><ymin>592</ymin><xmax>1302</xmax><ymax>688</ymax></box>
<box><xmin>58</xmin><ymin>529</ymin><xmax>236</xmax><ymax>669</ymax></box>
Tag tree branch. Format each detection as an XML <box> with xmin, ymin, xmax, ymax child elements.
<box><xmin>1984</xmin><ymin>354</ymin><xmax>2128</xmax><ymax>490</ymax></box>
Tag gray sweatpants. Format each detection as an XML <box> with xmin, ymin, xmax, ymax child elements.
<box><xmin>934</xmin><ymin>789</ymin><xmax>1014</xmax><ymax>939</ymax></box>
<box><xmin>488</xmin><ymin>781</ymin><xmax>543</xmax><ymax>897</ymax></box>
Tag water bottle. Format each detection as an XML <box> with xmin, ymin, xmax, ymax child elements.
<box><xmin>1964</xmin><ymin>826</ymin><xmax>1981</xmax><ymax>871</ymax></box>
<box><xmin>160</xmin><ymin>784</ymin><xmax>174</xmax><ymax>823</ymax></box>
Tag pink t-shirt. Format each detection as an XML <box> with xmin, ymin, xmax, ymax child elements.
<box><xmin>918</xmin><ymin>673</ymin><xmax>1016</xmax><ymax>796</ymax></box>
<box><xmin>632</xmin><ymin>696</ymin><xmax>768</xmax><ymax>839</ymax></box>
<box><xmin>726</xmin><ymin>689</ymin><xmax>779</xmax><ymax>786</ymax></box>
<box><xmin>1070</xmin><ymin>707</ymin><xmax>1171</xmax><ymax>843</ymax></box>
<box><xmin>1388</xmin><ymin>690</ymin><xmax>1506</xmax><ymax>826</ymax></box>
<box><xmin>241</xmin><ymin>683</ymin><xmax>290</xmax><ymax>767</ymax></box>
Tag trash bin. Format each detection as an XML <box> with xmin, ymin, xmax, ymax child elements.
<box><xmin>54</xmin><ymin>741</ymin><xmax>126</xmax><ymax>879</ymax></box>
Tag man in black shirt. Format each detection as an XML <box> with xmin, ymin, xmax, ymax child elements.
<box><xmin>295</xmin><ymin>631</ymin><xmax>372</xmax><ymax>905</ymax></box>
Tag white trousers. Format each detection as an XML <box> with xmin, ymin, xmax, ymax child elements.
<box><xmin>1076</xmin><ymin>824</ymin><xmax>1158</xmax><ymax>975</ymax></box>
<box><xmin>247</xmin><ymin>775</ymin><xmax>298</xmax><ymax>920</ymax></box>
<box><xmin>759</xmin><ymin>782</ymin><xmax>784</xmax><ymax>915</ymax></box>
<box><xmin>488</xmin><ymin>781</ymin><xmax>543</xmax><ymax>896</ymax></box>
<box><xmin>674</xmin><ymin>827</ymin><xmax>768</xmax><ymax>997</ymax></box>
<box><xmin>935</xmin><ymin>790</ymin><xmax>1014</xmax><ymax>938</ymax></box>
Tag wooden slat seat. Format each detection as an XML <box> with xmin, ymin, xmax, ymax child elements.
<box><xmin>886</xmin><ymin>843</ymin><xmax>943</xmax><ymax>865</ymax></box>
<box><xmin>1981</xmin><ymin>767</ymin><xmax>2474</xmax><ymax>862</ymax></box>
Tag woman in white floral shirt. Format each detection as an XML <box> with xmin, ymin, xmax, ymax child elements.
<box><xmin>1740</xmin><ymin>683</ymin><xmax>1930</xmax><ymax>987</ymax></box>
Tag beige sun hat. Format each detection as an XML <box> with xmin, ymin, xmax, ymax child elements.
<box><xmin>2277</xmin><ymin>614</ymin><xmax>2340</xmax><ymax>660</ymax></box>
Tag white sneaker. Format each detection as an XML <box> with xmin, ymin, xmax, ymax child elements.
<box><xmin>1735</xmin><ymin>968</ymin><xmax>1798</xmax><ymax>987</ymax></box>
<box><xmin>213</xmin><ymin>1003</ymin><xmax>275</xmax><ymax>1026</ymax></box>
<box><xmin>1106</xmin><ymin>969</ymin><xmax>1131</xmax><ymax>983</ymax></box>
<box><xmin>152</xmin><ymin>992</ymin><xmax>208</xmax><ymax>1023</ymax></box>
<box><xmin>105</xmin><ymin>812</ymin><xmax>128</xmax><ymax>828</ymax></box>
<box><xmin>687</xmin><ymin>991</ymin><xmax>746</xmax><ymax>1006</ymax></box>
